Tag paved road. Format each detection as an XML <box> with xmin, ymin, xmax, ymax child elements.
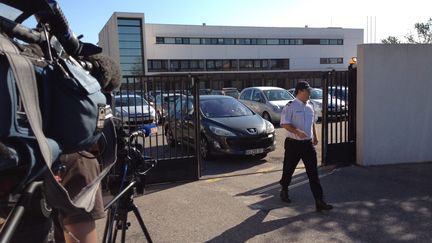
<box><xmin>96</xmin><ymin>123</ymin><xmax>432</xmax><ymax>243</ymax></box>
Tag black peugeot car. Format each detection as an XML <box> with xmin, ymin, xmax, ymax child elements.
<box><xmin>164</xmin><ymin>95</ymin><xmax>276</xmax><ymax>160</ymax></box>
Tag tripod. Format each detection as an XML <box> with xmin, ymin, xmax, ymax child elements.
<box><xmin>102</xmin><ymin>180</ymin><xmax>153</xmax><ymax>243</ymax></box>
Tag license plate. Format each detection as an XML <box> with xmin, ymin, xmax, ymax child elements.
<box><xmin>245</xmin><ymin>148</ymin><xmax>264</xmax><ymax>155</ymax></box>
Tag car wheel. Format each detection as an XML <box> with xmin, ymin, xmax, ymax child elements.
<box><xmin>165</xmin><ymin>127</ymin><xmax>176</xmax><ymax>147</ymax></box>
<box><xmin>200</xmin><ymin>136</ymin><xmax>212</xmax><ymax>160</ymax></box>
<box><xmin>262</xmin><ymin>112</ymin><xmax>272</xmax><ymax>123</ymax></box>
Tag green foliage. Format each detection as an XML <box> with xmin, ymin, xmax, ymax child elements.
<box><xmin>405</xmin><ymin>18</ymin><xmax>432</xmax><ymax>43</ymax></box>
<box><xmin>381</xmin><ymin>36</ymin><xmax>401</xmax><ymax>44</ymax></box>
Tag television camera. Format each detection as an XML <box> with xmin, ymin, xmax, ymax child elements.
<box><xmin>0</xmin><ymin>1</ymin><xmax>157</xmax><ymax>242</ymax></box>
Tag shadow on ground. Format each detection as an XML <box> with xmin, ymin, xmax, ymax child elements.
<box><xmin>207</xmin><ymin>163</ymin><xmax>432</xmax><ymax>242</ymax></box>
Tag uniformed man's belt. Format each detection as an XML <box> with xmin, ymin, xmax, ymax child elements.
<box><xmin>285</xmin><ymin>137</ymin><xmax>312</xmax><ymax>143</ymax></box>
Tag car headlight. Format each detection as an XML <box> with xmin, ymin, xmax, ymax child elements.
<box><xmin>272</xmin><ymin>105</ymin><xmax>281</xmax><ymax>112</ymax></box>
<box><xmin>209</xmin><ymin>126</ymin><xmax>236</xmax><ymax>137</ymax></box>
<box><xmin>264</xmin><ymin>120</ymin><xmax>274</xmax><ymax>133</ymax></box>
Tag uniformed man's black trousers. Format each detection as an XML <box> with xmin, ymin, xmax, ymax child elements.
<box><xmin>279</xmin><ymin>137</ymin><xmax>323</xmax><ymax>200</ymax></box>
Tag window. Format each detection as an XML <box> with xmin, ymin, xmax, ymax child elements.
<box><xmin>270</xmin><ymin>59</ymin><xmax>289</xmax><ymax>70</ymax></box>
<box><xmin>190</xmin><ymin>38</ymin><xmax>201</xmax><ymax>44</ymax></box>
<box><xmin>182</xmin><ymin>38</ymin><xmax>190</xmax><ymax>44</ymax></box>
<box><xmin>117</xmin><ymin>19</ymin><xmax>141</xmax><ymax>26</ymax></box>
<box><xmin>156</xmin><ymin>37</ymin><xmax>164</xmax><ymax>44</ymax></box>
<box><xmin>118</xmin><ymin>26</ymin><xmax>141</xmax><ymax>34</ymax></box>
<box><xmin>267</xmin><ymin>39</ymin><xmax>278</xmax><ymax>45</ymax></box>
<box><xmin>119</xmin><ymin>41</ymin><xmax>141</xmax><ymax>48</ymax></box>
<box><xmin>257</xmin><ymin>39</ymin><xmax>266</xmax><ymax>45</ymax></box>
<box><xmin>254</xmin><ymin>60</ymin><xmax>261</xmax><ymax>69</ymax></box>
<box><xmin>303</xmin><ymin>39</ymin><xmax>320</xmax><ymax>45</ymax></box>
<box><xmin>320</xmin><ymin>39</ymin><xmax>329</xmax><ymax>45</ymax></box>
<box><xmin>320</xmin><ymin>58</ymin><xmax>344</xmax><ymax>64</ymax></box>
<box><xmin>206</xmin><ymin>60</ymin><xmax>215</xmax><ymax>70</ymax></box>
<box><xmin>170</xmin><ymin>60</ymin><xmax>180</xmax><ymax>71</ymax></box>
<box><xmin>240</xmin><ymin>89</ymin><xmax>252</xmax><ymax>100</ymax></box>
<box><xmin>119</xmin><ymin>34</ymin><xmax>141</xmax><ymax>41</ymax></box>
<box><xmin>239</xmin><ymin>60</ymin><xmax>253</xmax><ymax>69</ymax></box>
<box><xmin>252</xmin><ymin>90</ymin><xmax>264</xmax><ymax>102</ymax></box>
<box><xmin>224</xmin><ymin>38</ymin><xmax>235</xmax><ymax>45</ymax></box>
<box><xmin>175</xmin><ymin>37</ymin><xmax>182</xmax><ymax>44</ymax></box>
<box><xmin>329</xmin><ymin>39</ymin><xmax>338</xmax><ymax>45</ymax></box>
<box><xmin>161</xmin><ymin>37</ymin><xmax>173</xmax><ymax>44</ymax></box>
<box><xmin>119</xmin><ymin>48</ymin><xmax>142</xmax><ymax>55</ymax></box>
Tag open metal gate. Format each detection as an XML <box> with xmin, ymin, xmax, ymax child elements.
<box><xmin>322</xmin><ymin>67</ymin><xmax>357</xmax><ymax>165</ymax></box>
<box><xmin>114</xmin><ymin>75</ymin><xmax>201</xmax><ymax>183</ymax></box>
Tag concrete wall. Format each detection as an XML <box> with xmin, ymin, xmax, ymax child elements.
<box><xmin>357</xmin><ymin>44</ymin><xmax>432</xmax><ymax>166</ymax></box>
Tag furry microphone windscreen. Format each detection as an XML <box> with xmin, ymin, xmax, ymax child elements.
<box><xmin>88</xmin><ymin>54</ymin><xmax>121</xmax><ymax>92</ymax></box>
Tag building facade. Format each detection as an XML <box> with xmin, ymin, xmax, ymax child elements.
<box><xmin>98</xmin><ymin>12</ymin><xmax>363</xmax><ymax>89</ymax></box>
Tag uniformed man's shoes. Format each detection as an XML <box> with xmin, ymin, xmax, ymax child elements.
<box><xmin>280</xmin><ymin>188</ymin><xmax>291</xmax><ymax>203</ymax></box>
<box><xmin>315</xmin><ymin>199</ymin><xmax>333</xmax><ymax>212</ymax></box>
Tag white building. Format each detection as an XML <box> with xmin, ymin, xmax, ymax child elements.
<box><xmin>99</xmin><ymin>12</ymin><xmax>363</xmax><ymax>89</ymax></box>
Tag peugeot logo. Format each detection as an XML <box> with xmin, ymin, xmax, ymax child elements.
<box><xmin>247</xmin><ymin>128</ymin><xmax>257</xmax><ymax>135</ymax></box>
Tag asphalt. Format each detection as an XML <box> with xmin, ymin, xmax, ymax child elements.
<box><xmin>96</xmin><ymin>161</ymin><xmax>432</xmax><ymax>243</ymax></box>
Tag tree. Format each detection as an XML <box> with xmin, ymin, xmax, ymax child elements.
<box><xmin>405</xmin><ymin>18</ymin><xmax>432</xmax><ymax>44</ymax></box>
<box><xmin>381</xmin><ymin>18</ymin><xmax>432</xmax><ymax>44</ymax></box>
<box><xmin>381</xmin><ymin>36</ymin><xmax>401</xmax><ymax>44</ymax></box>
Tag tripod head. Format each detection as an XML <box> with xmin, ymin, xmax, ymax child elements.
<box><xmin>106</xmin><ymin>124</ymin><xmax>157</xmax><ymax>197</ymax></box>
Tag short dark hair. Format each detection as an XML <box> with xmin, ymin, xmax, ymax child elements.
<box><xmin>294</xmin><ymin>81</ymin><xmax>312</xmax><ymax>96</ymax></box>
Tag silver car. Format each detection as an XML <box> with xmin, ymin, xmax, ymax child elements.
<box><xmin>287</xmin><ymin>88</ymin><xmax>346</xmax><ymax>119</ymax></box>
<box><xmin>239</xmin><ymin>87</ymin><xmax>294</xmax><ymax>123</ymax></box>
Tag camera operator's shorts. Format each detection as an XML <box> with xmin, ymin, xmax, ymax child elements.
<box><xmin>58</xmin><ymin>152</ymin><xmax>105</xmax><ymax>225</ymax></box>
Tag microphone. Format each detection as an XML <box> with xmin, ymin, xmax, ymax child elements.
<box><xmin>85</xmin><ymin>54</ymin><xmax>122</xmax><ymax>92</ymax></box>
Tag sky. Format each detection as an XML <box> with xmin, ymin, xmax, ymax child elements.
<box><xmin>17</xmin><ymin>0</ymin><xmax>432</xmax><ymax>44</ymax></box>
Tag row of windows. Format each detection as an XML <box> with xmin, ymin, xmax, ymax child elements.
<box><xmin>320</xmin><ymin>58</ymin><xmax>344</xmax><ymax>64</ymax></box>
<box><xmin>147</xmin><ymin>59</ymin><xmax>290</xmax><ymax>72</ymax></box>
<box><xmin>155</xmin><ymin>37</ymin><xmax>343</xmax><ymax>46</ymax></box>
<box><xmin>147</xmin><ymin>58</ymin><xmax>343</xmax><ymax>73</ymax></box>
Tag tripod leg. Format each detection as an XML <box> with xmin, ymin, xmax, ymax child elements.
<box><xmin>103</xmin><ymin>208</ymin><xmax>115</xmax><ymax>243</ymax></box>
<box><xmin>131</xmin><ymin>204</ymin><xmax>153</xmax><ymax>243</ymax></box>
<box><xmin>120</xmin><ymin>210</ymin><xmax>128</xmax><ymax>243</ymax></box>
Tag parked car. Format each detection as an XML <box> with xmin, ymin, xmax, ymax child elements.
<box><xmin>114</xmin><ymin>95</ymin><xmax>157</xmax><ymax>127</ymax></box>
<box><xmin>164</xmin><ymin>95</ymin><xmax>276</xmax><ymax>160</ymax></box>
<box><xmin>199</xmin><ymin>89</ymin><xmax>212</xmax><ymax>95</ymax></box>
<box><xmin>155</xmin><ymin>93</ymin><xmax>186</xmax><ymax>122</ymax></box>
<box><xmin>210</xmin><ymin>88</ymin><xmax>240</xmax><ymax>99</ymax></box>
<box><xmin>287</xmin><ymin>88</ymin><xmax>346</xmax><ymax>119</ymax></box>
<box><xmin>329</xmin><ymin>86</ymin><xmax>349</xmax><ymax>102</ymax></box>
<box><xmin>238</xmin><ymin>87</ymin><xmax>294</xmax><ymax>123</ymax></box>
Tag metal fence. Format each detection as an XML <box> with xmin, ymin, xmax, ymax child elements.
<box><xmin>321</xmin><ymin>68</ymin><xmax>357</xmax><ymax>165</ymax></box>
<box><xmin>114</xmin><ymin>75</ymin><xmax>201</xmax><ymax>183</ymax></box>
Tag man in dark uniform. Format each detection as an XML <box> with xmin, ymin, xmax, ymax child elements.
<box><xmin>279</xmin><ymin>81</ymin><xmax>333</xmax><ymax>212</ymax></box>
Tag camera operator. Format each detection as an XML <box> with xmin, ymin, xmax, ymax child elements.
<box><xmin>54</xmin><ymin>148</ymin><xmax>104</xmax><ymax>243</ymax></box>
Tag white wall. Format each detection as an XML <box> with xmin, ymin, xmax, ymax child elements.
<box><xmin>357</xmin><ymin>44</ymin><xmax>432</xmax><ymax>166</ymax></box>
<box><xmin>144</xmin><ymin>24</ymin><xmax>362</xmax><ymax>72</ymax></box>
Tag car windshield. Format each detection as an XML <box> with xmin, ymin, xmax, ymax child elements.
<box><xmin>310</xmin><ymin>89</ymin><xmax>323</xmax><ymax>99</ymax></box>
<box><xmin>200</xmin><ymin>98</ymin><xmax>253</xmax><ymax>118</ymax></box>
<box><xmin>115</xmin><ymin>96</ymin><xmax>148</xmax><ymax>107</ymax></box>
<box><xmin>263</xmin><ymin>90</ymin><xmax>293</xmax><ymax>101</ymax></box>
